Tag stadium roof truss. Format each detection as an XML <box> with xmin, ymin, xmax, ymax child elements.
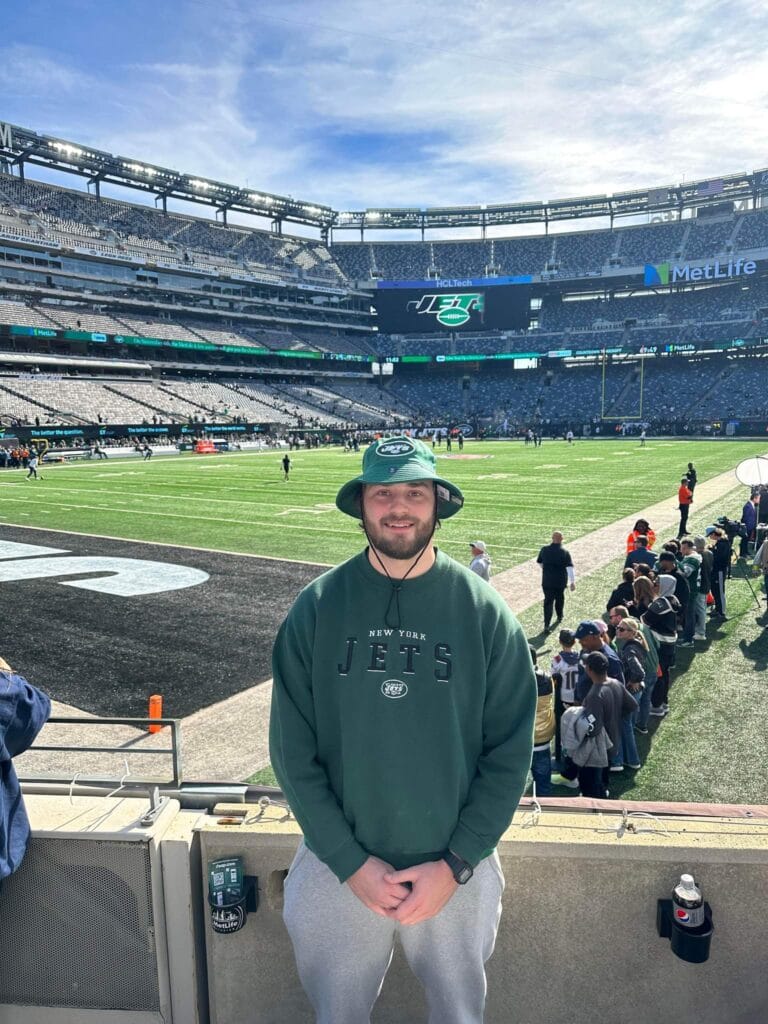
<box><xmin>0</xmin><ymin>122</ymin><xmax>335</xmax><ymax>231</ymax></box>
<box><xmin>1</xmin><ymin>121</ymin><xmax>767</xmax><ymax>238</ymax></box>
<box><xmin>336</xmin><ymin>176</ymin><xmax>768</xmax><ymax>237</ymax></box>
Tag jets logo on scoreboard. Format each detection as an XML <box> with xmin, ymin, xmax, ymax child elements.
<box><xmin>406</xmin><ymin>292</ymin><xmax>485</xmax><ymax>328</ymax></box>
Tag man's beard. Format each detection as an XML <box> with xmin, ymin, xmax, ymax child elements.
<box><xmin>364</xmin><ymin>515</ymin><xmax>435</xmax><ymax>561</ymax></box>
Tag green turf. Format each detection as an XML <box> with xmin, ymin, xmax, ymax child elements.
<box><xmin>246</xmin><ymin>484</ymin><xmax>768</xmax><ymax>803</ymax></box>
<box><xmin>1</xmin><ymin>438</ymin><xmax>765</xmax><ymax>571</ymax></box>
<box><xmin>514</xmin><ymin>482</ymin><xmax>768</xmax><ymax>805</ymax></box>
<box><xmin>3</xmin><ymin>438</ymin><xmax>767</xmax><ymax>804</ymax></box>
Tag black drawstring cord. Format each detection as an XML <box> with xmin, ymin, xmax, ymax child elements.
<box><xmin>362</xmin><ymin>506</ymin><xmax>438</xmax><ymax>630</ymax></box>
<box><xmin>383</xmin><ymin>582</ymin><xmax>403</xmax><ymax>630</ymax></box>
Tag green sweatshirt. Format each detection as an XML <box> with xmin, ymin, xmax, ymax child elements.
<box><xmin>270</xmin><ymin>548</ymin><xmax>537</xmax><ymax>883</ymax></box>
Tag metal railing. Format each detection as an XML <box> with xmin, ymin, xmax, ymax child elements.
<box><xmin>19</xmin><ymin>714</ymin><xmax>183</xmax><ymax>789</ymax></box>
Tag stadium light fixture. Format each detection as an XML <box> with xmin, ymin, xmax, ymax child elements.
<box><xmin>189</xmin><ymin>179</ymin><xmax>210</xmax><ymax>191</ymax></box>
<box><xmin>52</xmin><ymin>142</ymin><xmax>83</xmax><ymax>158</ymax></box>
<box><xmin>124</xmin><ymin>162</ymin><xmax>156</xmax><ymax>177</ymax></box>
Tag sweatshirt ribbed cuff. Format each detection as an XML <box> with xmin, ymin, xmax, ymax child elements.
<box><xmin>447</xmin><ymin>822</ymin><xmax>492</xmax><ymax>869</ymax></box>
<box><xmin>324</xmin><ymin>838</ymin><xmax>369</xmax><ymax>884</ymax></box>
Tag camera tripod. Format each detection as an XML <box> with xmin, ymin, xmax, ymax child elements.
<box><xmin>728</xmin><ymin>552</ymin><xmax>763</xmax><ymax>610</ymax></box>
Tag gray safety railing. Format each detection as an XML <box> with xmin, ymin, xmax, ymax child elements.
<box><xmin>18</xmin><ymin>714</ymin><xmax>183</xmax><ymax>789</ymax></box>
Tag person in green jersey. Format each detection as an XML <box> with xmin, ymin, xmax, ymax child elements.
<box><xmin>270</xmin><ymin>435</ymin><xmax>537</xmax><ymax>1024</ymax></box>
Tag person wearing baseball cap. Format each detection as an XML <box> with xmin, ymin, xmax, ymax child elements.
<box><xmin>468</xmin><ymin>540</ymin><xmax>491</xmax><ymax>581</ymax></box>
<box><xmin>573</xmin><ymin>619</ymin><xmax>625</xmax><ymax>704</ymax></box>
<box><xmin>270</xmin><ymin>435</ymin><xmax>537</xmax><ymax>1022</ymax></box>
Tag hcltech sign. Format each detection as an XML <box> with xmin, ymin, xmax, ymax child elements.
<box><xmin>644</xmin><ymin>258</ymin><xmax>757</xmax><ymax>286</ymax></box>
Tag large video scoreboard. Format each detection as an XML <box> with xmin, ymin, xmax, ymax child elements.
<box><xmin>372</xmin><ymin>275</ymin><xmax>533</xmax><ymax>333</ymax></box>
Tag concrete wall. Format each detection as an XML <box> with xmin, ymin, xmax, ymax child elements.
<box><xmin>199</xmin><ymin>806</ymin><xmax>768</xmax><ymax>1024</ymax></box>
<box><xmin>3</xmin><ymin>796</ymin><xmax>767</xmax><ymax>1023</ymax></box>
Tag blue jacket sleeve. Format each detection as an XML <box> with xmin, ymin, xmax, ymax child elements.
<box><xmin>1</xmin><ymin>672</ymin><xmax>51</xmax><ymax>759</ymax></box>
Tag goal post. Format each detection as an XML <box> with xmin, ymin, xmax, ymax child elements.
<box><xmin>601</xmin><ymin>350</ymin><xmax>645</xmax><ymax>420</ymax></box>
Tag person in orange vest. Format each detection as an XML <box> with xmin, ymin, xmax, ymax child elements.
<box><xmin>677</xmin><ymin>478</ymin><xmax>694</xmax><ymax>538</ymax></box>
<box><xmin>625</xmin><ymin>518</ymin><xmax>656</xmax><ymax>555</ymax></box>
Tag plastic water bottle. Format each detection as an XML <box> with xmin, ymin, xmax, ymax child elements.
<box><xmin>672</xmin><ymin>873</ymin><xmax>705</xmax><ymax>929</ymax></box>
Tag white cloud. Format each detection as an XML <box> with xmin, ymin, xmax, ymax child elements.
<box><xmin>4</xmin><ymin>0</ymin><xmax>768</xmax><ymax>216</ymax></box>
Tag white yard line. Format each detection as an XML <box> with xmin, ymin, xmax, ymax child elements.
<box><xmin>16</xmin><ymin>454</ymin><xmax>765</xmax><ymax>783</ymax></box>
<box><xmin>0</xmin><ymin>518</ymin><xmax>332</xmax><ymax>565</ymax></box>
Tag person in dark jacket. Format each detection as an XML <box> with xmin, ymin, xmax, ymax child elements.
<box><xmin>573</xmin><ymin>620</ymin><xmax>625</xmax><ymax>702</ymax></box>
<box><xmin>643</xmin><ymin>577</ymin><xmax>680</xmax><ymax>716</ymax></box>
<box><xmin>0</xmin><ymin>656</ymin><xmax>51</xmax><ymax>887</ymax></box>
<box><xmin>740</xmin><ymin>493</ymin><xmax>759</xmax><ymax>558</ymax></box>
<box><xmin>536</xmin><ymin>531</ymin><xmax>576</xmax><ymax>633</ymax></box>
<box><xmin>624</xmin><ymin>535</ymin><xmax>656</xmax><ymax>571</ymax></box>
<box><xmin>655</xmin><ymin>551</ymin><xmax>689</xmax><ymax>619</ymax></box>
<box><xmin>759</xmin><ymin>485</ymin><xmax>768</xmax><ymax>526</ymax></box>
<box><xmin>606</xmin><ymin>568</ymin><xmax>636</xmax><ymax>614</ymax></box>
<box><xmin>686</xmin><ymin>462</ymin><xmax>698</xmax><ymax>495</ymax></box>
<box><xmin>708</xmin><ymin>526</ymin><xmax>731</xmax><ymax>619</ymax></box>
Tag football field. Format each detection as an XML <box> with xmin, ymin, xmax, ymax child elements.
<box><xmin>1</xmin><ymin>437</ymin><xmax>765</xmax><ymax>570</ymax></box>
<box><xmin>1</xmin><ymin>437</ymin><xmax>766</xmax><ymax>804</ymax></box>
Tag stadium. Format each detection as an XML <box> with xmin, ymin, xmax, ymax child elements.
<box><xmin>1</xmin><ymin>112</ymin><xmax>768</xmax><ymax>1024</ymax></box>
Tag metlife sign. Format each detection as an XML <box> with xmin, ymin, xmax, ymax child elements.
<box><xmin>644</xmin><ymin>257</ymin><xmax>758</xmax><ymax>286</ymax></box>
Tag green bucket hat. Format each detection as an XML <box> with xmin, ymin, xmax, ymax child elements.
<box><xmin>335</xmin><ymin>436</ymin><xmax>464</xmax><ymax>520</ymax></box>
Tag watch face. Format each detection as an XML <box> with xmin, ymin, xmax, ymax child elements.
<box><xmin>444</xmin><ymin>851</ymin><xmax>473</xmax><ymax>884</ymax></box>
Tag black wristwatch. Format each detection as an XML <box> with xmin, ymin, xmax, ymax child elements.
<box><xmin>443</xmin><ymin>850</ymin><xmax>473</xmax><ymax>884</ymax></box>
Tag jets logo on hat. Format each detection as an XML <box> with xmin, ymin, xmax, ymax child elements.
<box><xmin>377</xmin><ymin>439</ymin><xmax>415</xmax><ymax>457</ymax></box>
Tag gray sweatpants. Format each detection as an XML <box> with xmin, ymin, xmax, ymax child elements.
<box><xmin>283</xmin><ymin>843</ymin><xmax>505</xmax><ymax>1024</ymax></box>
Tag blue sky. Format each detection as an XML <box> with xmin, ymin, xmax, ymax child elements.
<box><xmin>2</xmin><ymin>0</ymin><xmax>768</xmax><ymax>220</ymax></box>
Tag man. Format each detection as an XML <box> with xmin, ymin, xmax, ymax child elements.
<box><xmin>573</xmin><ymin>619</ymin><xmax>625</xmax><ymax>703</ymax></box>
<box><xmin>270</xmin><ymin>436</ymin><xmax>536</xmax><ymax>1024</ymax></box>
<box><xmin>708</xmin><ymin>526</ymin><xmax>731</xmax><ymax>620</ymax></box>
<box><xmin>655</xmin><ymin>550</ymin><xmax>690</xmax><ymax>614</ymax></box>
<box><xmin>607</xmin><ymin>604</ymin><xmax>630</xmax><ymax>642</ymax></box>
<box><xmin>536</xmin><ymin>531</ymin><xmax>576</xmax><ymax>633</ymax></box>
<box><xmin>25</xmin><ymin>449</ymin><xmax>42</xmax><ymax>481</ymax></box>
<box><xmin>677</xmin><ymin>538</ymin><xmax>702</xmax><ymax>647</ymax></box>
<box><xmin>686</xmin><ymin>462</ymin><xmax>697</xmax><ymax>495</ymax></box>
<box><xmin>677</xmin><ymin>476</ymin><xmax>693</xmax><ymax>538</ymax></box>
<box><xmin>623</xmin><ymin>535</ymin><xmax>656</xmax><ymax>570</ymax></box>
<box><xmin>0</xmin><ymin>655</ymin><xmax>51</xmax><ymax>888</ymax></box>
<box><xmin>577</xmin><ymin>652</ymin><xmax>637</xmax><ymax>799</ymax></box>
<box><xmin>468</xmin><ymin>540</ymin><xmax>491</xmax><ymax>582</ymax></box>
<box><xmin>740</xmin><ymin>492</ymin><xmax>759</xmax><ymax>558</ymax></box>
<box><xmin>281</xmin><ymin>453</ymin><xmax>292</xmax><ymax>481</ymax></box>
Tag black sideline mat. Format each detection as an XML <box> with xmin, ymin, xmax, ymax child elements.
<box><xmin>0</xmin><ymin>526</ymin><xmax>324</xmax><ymax>718</ymax></box>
